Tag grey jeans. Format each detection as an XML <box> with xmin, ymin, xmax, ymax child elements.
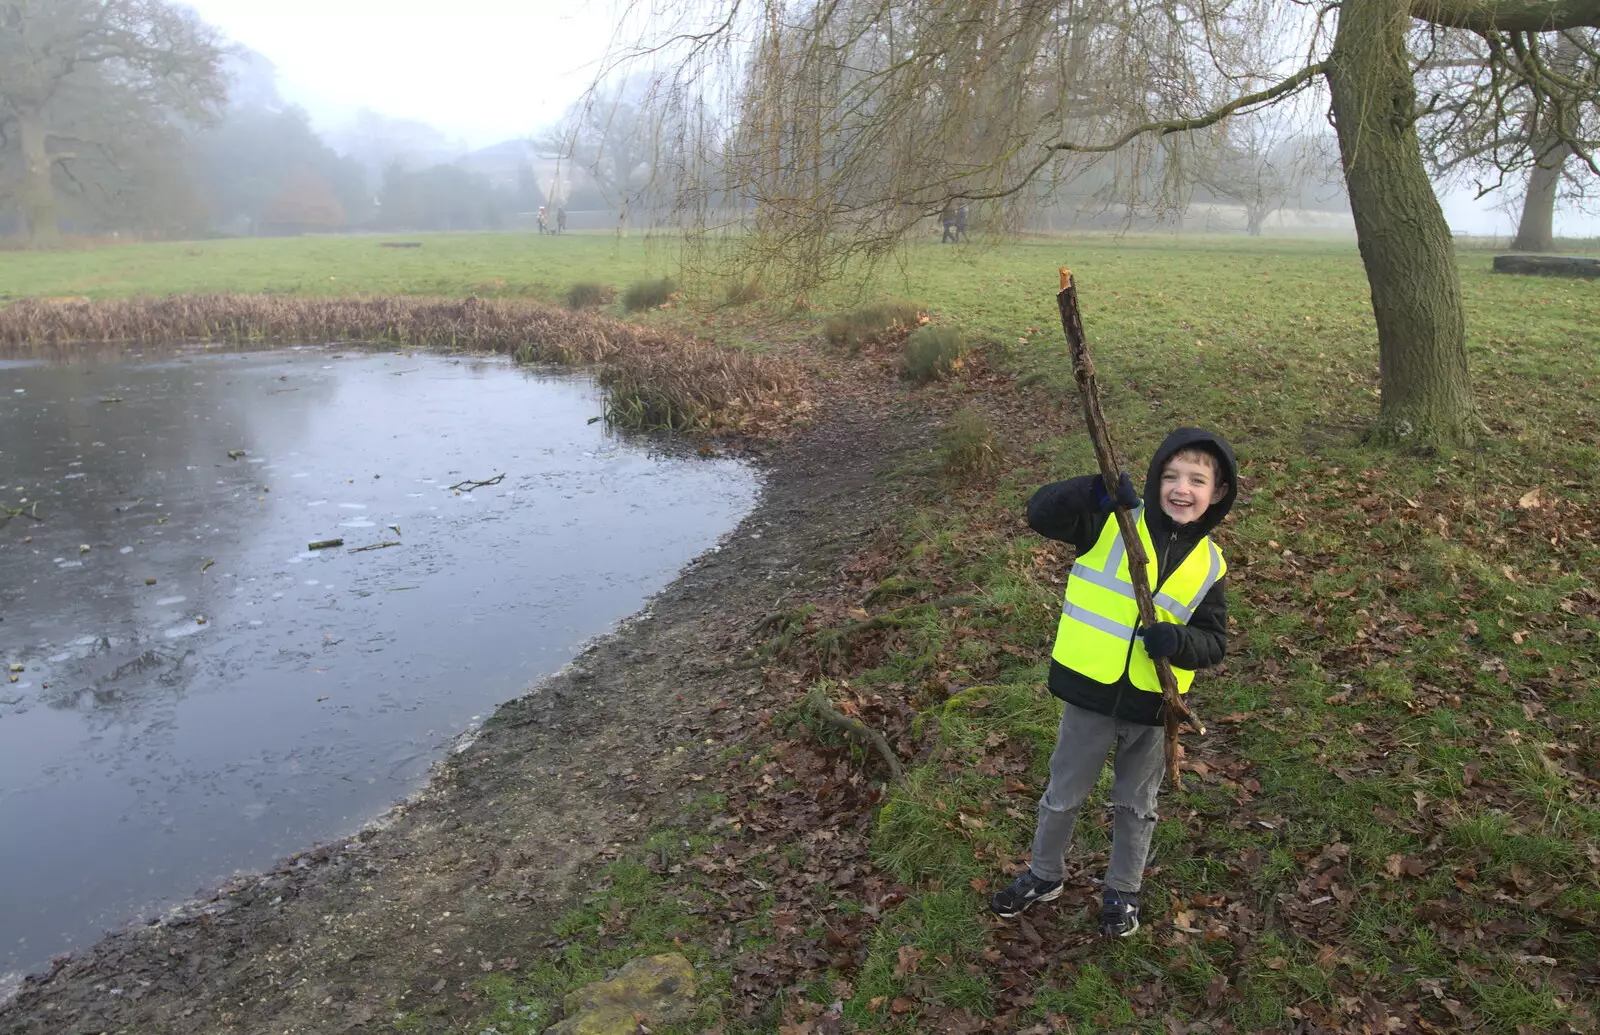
<box><xmin>1028</xmin><ymin>701</ymin><xmax>1165</xmax><ymax>892</ymax></box>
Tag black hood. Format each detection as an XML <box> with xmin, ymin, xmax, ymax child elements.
<box><xmin>1142</xmin><ymin>427</ymin><xmax>1237</xmax><ymax>542</ymax></box>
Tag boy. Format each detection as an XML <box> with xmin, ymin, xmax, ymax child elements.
<box><xmin>990</xmin><ymin>427</ymin><xmax>1236</xmax><ymax>937</ymax></box>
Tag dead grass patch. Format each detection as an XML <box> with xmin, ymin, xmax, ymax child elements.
<box><xmin>938</xmin><ymin>405</ymin><xmax>1000</xmax><ymax>480</ymax></box>
<box><xmin>823</xmin><ymin>300</ymin><xmax>924</xmax><ymax>349</ymax></box>
<box><xmin>0</xmin><ymin>294</ymin><xmax>807</xmax><ymax>435</ymax></box>
<box><xmin>724</xmin><ymin>278</ymin><xmax>766</xmax><ymax>306</ymax></box>
<box><xmin>566</xmin><ymin>282</ymin><xmax>616</xmax><ymax>310</ymax></box>
<box><xmin>902</xmin><ymin>326</ymin><xmax>967</xmax><ymax>382</ymax></box>
<box><xmin>622</xmin><ymin>278</ymin><xmax>678</xmax><ymax>312</ymax></box>
<box><xmin>598</xmin><ymin>341</ymin><xmax>810</xmax><ymax>433</ymax></box>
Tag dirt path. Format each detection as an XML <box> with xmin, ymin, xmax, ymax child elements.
<box><xmin>0</xmin><ymin>390</ymin><xmax>932</xmax><ymax>1035</ymax></box>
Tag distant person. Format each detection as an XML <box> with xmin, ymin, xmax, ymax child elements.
<box><xmin>941</xmin><ymin>200</ymin><xmax>957</xmax><ymax>244</ymax></box>
<box><xmin>556</xmin><ymin>207</ymin><xmax>567</xmax><ymax>235</ymax></box>
<box><xmin>537</xmin><ymin>206</ymin><xmax>548</xmax><ymax>234</ymax></box>
<box><xmin>955</xmin><ymin>204</ymin><xmax>970</xmax><ymax>243</ymax></box>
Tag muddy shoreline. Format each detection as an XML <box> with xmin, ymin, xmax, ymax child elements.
<box><xmin>0</xmin><ymin>389</ymin><xmax>928</xmax><ymax>1035</ymax></box>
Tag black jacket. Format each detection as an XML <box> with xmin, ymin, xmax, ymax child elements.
<box><xmin>1028</xmin><ymin>427</ymin><xmax>1237</xmax><ymax>726</ymax></box>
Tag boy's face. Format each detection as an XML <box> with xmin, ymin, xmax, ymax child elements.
<box><xmin>1159</xmin><ymin>455</ymin><xmax>1227</xmax><ymax>525</ymax></box>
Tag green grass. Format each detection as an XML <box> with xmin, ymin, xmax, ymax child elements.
<box><xmin>6</xmin><ymin>230</ymin><xmax>1596</xmax><ymax>1033</ymax></box>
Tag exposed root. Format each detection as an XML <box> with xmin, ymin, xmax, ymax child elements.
<box><xmin>805</xmin><ymin>688</ymin><xmax>906</xmax><ymax>785</ymax></box>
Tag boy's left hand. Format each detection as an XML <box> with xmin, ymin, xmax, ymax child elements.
<box><xmin>1139</xmin><ymin>623</ymin><xmax>1182</xmax><ymax>659</ymax></box>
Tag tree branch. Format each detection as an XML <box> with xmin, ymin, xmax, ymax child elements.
<box><xmin>1413</xmin><ymin>0</ymin><xmax>1600</xmax><ymax>33</ymax></box>
<box><xmin>1042</xmin><ymin>61</ymin><xmax>1331</xmax><ymax>156</ymax></box>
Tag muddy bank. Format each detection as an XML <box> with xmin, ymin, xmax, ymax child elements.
<box><xmin>0</xmin><ymin>389</ymin><xmax>932</xmax><ymax>1035</ymax></box>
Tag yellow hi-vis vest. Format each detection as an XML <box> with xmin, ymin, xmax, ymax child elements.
<box><xmin>1051</xmin><ymin>506</ymin><xmax>1226</xmax><ymax>694</ymax></box>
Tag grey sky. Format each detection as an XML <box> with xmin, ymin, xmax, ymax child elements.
<box><xmin>185</xmin><ymin>0</ymin><xmax>617</xmax><ymax>148</ymax></box>
<box><xmin>185</xmin><ymin>0</ymin><xmax>1594</xmax><ymax>235</ymax></box>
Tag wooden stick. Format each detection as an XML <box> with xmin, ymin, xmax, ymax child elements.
<box><xmin>448</xmin><ymin>474</ymin><xmax>505</xmax><ymax>492</ymax></box>
<box><xmin>1055</xmin><ymin>268</ymin><xmax>1203</xmax><ymax>788</ymax></box>
<box><xmin>348</xmin><ymin>540</ymin><xmax>401</xmax><ymax>553</ymax></box>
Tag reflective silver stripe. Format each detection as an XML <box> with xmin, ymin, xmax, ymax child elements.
<box><xmin>1062</xmin><ymin>600</ymin><xmax>1139</xmax><ymax>638</ymax></box>
<box><xmin>1092</xmin><ymin>505</ymin><xmax>1143</xmax><ymax>577</ymax></box>
<box><xmin>1152</xmin><ymin>542</ymin><xmax>1222</xmax><ymax>619</ymax></box>
<box><xmin>1154</xmin><ymin>591</ymin><xmax>1194</xmax><ymax>622</ymax></box>
<box><xmin>1069</xmin><ymin>561</ymin><xmax>1137</xmax><ymax>595</ymax></box>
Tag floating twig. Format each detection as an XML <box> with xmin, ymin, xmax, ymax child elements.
<box><xmin>448</xmin><ymin>473</ymin><xmax>505</xmax><ymax>492</ymax></box>
<box><xmin>308</xmin><ymin>538</ymin><xmax>345</xmax><ymax>550</ymax></box>
<box><xmin>348</xmin><ymin>540</ymin><xmax>401</xmax><ymax>553</ymax></box>
<box><xmin>199</xmin><ymin>558</ymin><xmax>215</xmax><ymax>573</ymax></box>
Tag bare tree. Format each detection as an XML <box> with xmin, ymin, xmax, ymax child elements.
<box><xmin>622</xmin><ymin>0</ymin><xmax>1600</xmax><ymax>447</ymax></box>
<box><xmin>0</xmin><ymin>0</ymin><xmax>225</xmax><ymax>247</ymax></box>
<box><xmin>538</xmin><ymin>76</ymin><xmax>703</xmax><ymax>231</ymax></box>
<box><xmin>1418</xmin><ymin>29</ymin><xmax>1598</xmax><ymax>252</ymax></box>
<box><xmin>1192</xmin><ymin>120</ymin><xmax>1335</xmax><ymax>235</ymax></box>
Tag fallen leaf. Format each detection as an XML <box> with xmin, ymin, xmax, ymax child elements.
<box><xmin>1517</xmin><ymin>487</ymin><xmax>1542</xmax><ymax>510</ymax></box>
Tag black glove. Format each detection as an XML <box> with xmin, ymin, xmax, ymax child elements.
<box><xmin>1095</xmin><ymin>472</ymin><xmax>1140</xmax><ymax>513</ymax></box>
<box><xmin>1140</xmin><ymin>622</ymin><xmax>1182</xmax><ymax>660</ymax></box>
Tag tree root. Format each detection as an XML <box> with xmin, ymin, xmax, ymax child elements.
<box><xmin>814</xmin><ymin>594</ymin><xmax>980</xmax><ymax>673</ymax></box>
<box><xmin>805</xmin><ymin>688</ymin><xmax>905</xmax><ymax>784</ymax></box>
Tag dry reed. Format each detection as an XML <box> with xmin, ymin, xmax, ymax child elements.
<box><xmin>0</xmin><ymin>295</ymin><xmax>808</xmax><ymax>435</ymax></box>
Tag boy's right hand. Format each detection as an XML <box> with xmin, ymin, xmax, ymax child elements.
<box><xmin>1096</xmin><ymin>472</ymin><xmax>1141</xmax><ymax>512</ymax></box>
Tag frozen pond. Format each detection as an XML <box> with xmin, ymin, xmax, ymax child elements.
<box><xmin>0</xmin><ymin>347</ymin><xmax>759</xmax><ymax>979</ymax></box>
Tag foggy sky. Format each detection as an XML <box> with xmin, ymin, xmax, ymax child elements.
<box><xmin>185</xmin><ymin>0</ymin><xmax>617</xmax><ymax>147</ymax></box>
<box><xmin>187</xmin><ymin>0</ymin><xmax>1597</xmax><ymax>236</ymax></box>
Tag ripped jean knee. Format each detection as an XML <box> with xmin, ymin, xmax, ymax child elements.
<box><xmin>1114</xmin><ymin>801</ymin><xmax>1158</xmax><ymax>824</ymax></box>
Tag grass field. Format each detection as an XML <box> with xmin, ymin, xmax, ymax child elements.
<box><xmin>7</xmin><ymin>232</ymin><xmax>1598</xmax><ymax>1033</ymax></box>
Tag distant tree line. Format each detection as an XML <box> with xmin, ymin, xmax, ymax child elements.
<box><xmin>0</xmin><ymin>0</ymin><xmax>546</xmax><ymax>245</ymax></box>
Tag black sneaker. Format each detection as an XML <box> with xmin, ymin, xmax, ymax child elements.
<box><xmin>1099</xmin><ymin>887</ymin><xmax>1140</xmax><ymax>937</ymax></box>
<box><xmin>989</xmin><ymin>870</ymin><xmax>1062</xmax><ymax>917</ymax></box>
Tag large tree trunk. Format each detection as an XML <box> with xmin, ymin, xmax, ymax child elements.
<box><xmin>1510</xmin><ymin>144</ymin><xmax>1567</xmax><ymax>252</ymax></box>
<box><xmin>1326</xmin><ymin>0</ymin><xmax>1479</xmax><ymax>447</ymax></box>
<box><xmin>17</xmin><ymin>111</ymin><xmax>63</xmax><ymax>249</ymax></box>
<box><xmin>1508</xmin><ymin>36</ymin><xmax>1580</xmax><ymax>254</ymax></box>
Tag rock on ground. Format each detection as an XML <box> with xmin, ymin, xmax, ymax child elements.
<box><xmin>545</xmin><ymin>953</ymin><xmax>696</xmax><ymax>1035</ymax></box>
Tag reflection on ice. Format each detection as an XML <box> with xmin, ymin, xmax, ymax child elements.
<box><xmin>0</xmin><ymin>347</ymin><xmax>759</xmax><ymax>978</ymax></box>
